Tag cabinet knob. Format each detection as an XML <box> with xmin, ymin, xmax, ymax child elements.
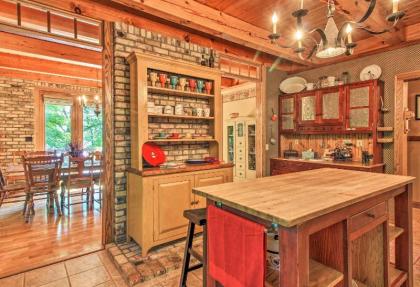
<box><xmin>366</xmin><ymin>212</ymin><xmax>376</xmax><ymax>218</ymax></box>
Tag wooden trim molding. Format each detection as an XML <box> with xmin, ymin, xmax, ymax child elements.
<box><xmin>394</xmin><ymin>70</ymin><xmax>420</xmax><ymax>175</ymax></box>
<box><xmin>102</xmin><ymin>21</ymin><xmax>114</xmax><ymax>244</ymax></box>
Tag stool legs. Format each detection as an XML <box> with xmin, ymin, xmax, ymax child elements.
<box><xmin>179</xmin><ymin>221</ymin><xmax>195</xmax><ymax>287</ymax></box>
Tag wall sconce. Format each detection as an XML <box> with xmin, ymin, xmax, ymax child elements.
<box><xmin>94</xmin><ymin>95</ymin><xmax>101</xmax><ymax>117</ymax></box>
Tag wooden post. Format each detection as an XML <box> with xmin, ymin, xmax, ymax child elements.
<box><xmin>279</xmin><ymin>226</ymin><xmax>309</xmax><ymax>286</ymax></box>
<box><xmin>395</xmin><ymin>183</ymin><xmax>413</xmax><ymax>286</ymax></box>
<box><xmin>102</xmin><ymin>21</ymin><xmax>115</xmax><ymax>244</ymax></box>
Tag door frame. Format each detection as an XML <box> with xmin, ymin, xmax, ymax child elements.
<box><xmin>219</xmin><ymin>54</ymin><xmax>266</xmax><ymax>177</ymax></box>
<box><xmin>394</xmin><ymin>70</ymin><xmax>420</xmax><ymax>176</ymax></box>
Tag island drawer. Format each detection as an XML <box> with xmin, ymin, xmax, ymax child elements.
<box><xmin>350</xmin><ymin>202</ymin><xmax>387</xmax><ymax>233</ymax></box>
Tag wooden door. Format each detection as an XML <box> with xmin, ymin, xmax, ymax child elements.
<box><xmin>279</xmin><ymin>95</ymin><xmax>296</xmax><ymax>133</ymax></box>
<box><xmin>319</xmin><ymin>86</ymin><xmax>344</xmax><ymax>126</ymax></box>
<box><xmin>153</xmin><ymin>175</ymin><xmax>194</xmax><ymax>241</ymax></box>
<box><xmin>297</xmin><ymin>91</ymin><xmax>317</xmax><ymax>127</ymax></box>
<box><xmin>346</xmin><ymin>82</ymin><xmax>373</xmax><ymax>132</ymax></box>
<box><xmin>194</xmin><ymin>171</ymin><xmax>227</xmax><ymax>208</ymax></box>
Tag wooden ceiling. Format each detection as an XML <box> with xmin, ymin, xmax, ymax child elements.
<box><xmin>105</xmin><ymin>0</ymin><xmax>420</xmax><ymax>70</ymax></box>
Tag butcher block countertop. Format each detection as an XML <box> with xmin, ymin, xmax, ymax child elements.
<box><xmin>272</xmin><ymin>157</ymin><xmax>385</xmax><ymax>169</ymax></box>
<box><xmin>193</xmin><ymin>168</ymin><xmax>414</xmax><ymax>227</ymax></box>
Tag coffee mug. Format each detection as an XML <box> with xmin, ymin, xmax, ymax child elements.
<box><xmin>196</xmin><ymin>108</ymin><xmax>203</xmax><ymax>117</ymax></box>
<box><xmin>204</xmin><ymin>108</ymin><xmax>211</xmax><ymax>117</ymax></box>
<box><xmin>164</xmin><ymin>105</ymin><xmax>174</xmax><ymax>115</ymax></box>
<box><xmin>149</xmin><ymin>72</ymin><xmax>158</xmax><ymax>87</ymax></box>
<box><xmin>175</xmin><ymin>104</ymin><xmax>184</xmax><ymax>115</ymax></box>
<box><xmin>179</xmin><ymin>78</ymin><xmax>187</xmax><ymax>91</ymax></box>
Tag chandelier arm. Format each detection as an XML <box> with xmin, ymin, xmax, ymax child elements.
<box><xmin>306</xmin><ymin>45</ymin><xmax>318</xmax><ymax>60</ymax></box>
<box><xmin>358</xmin><ymin>27</ymin><xmax>390</xmax><ymax>35</ymax></box>
<box><xmin>308</xmin><ymin>28</ymin><xmax>328</xmax><ymax>49</ymax></box>
<box><xmin>356</xmin><ymin>0</ymin><xmax>377</xmax><ymax>24</ymax></box>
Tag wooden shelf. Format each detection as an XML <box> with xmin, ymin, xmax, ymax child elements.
<box><xmin>377</xmin><ymin>126</ymin><xmax>394</xmax><ymax>132</ymax></box>
<box><xmin>377</xmin><ymin>138</ymin><xmax>394</xmax><ymax>143</ymax></box>
<box><xmin>389</xmin><ymin>224</ymin><xmax>404</xmax><ymax>241</ymax></box>
<box><xmin>265</xmin><ymin>259</ymin><xmax>343</xmax><ymax>287</ymax></box>
<box><xmin>390</xmin><ymin>265</ymin><xmax>407</xmax><ymax>287</ymax></box>
<box><xmin>148</xmin><ymin>114</ymin><xmax>214</xmax><ymax>120</ymax></box>
<box><xmin>147</xmin><ymin>139</ymin><xmax>217</xmax><ymax>143</ymax></box>
<box><xmin>148</xmin><ymin>86</ymin><xmax>214</xmax><ymax>99</ymax></box>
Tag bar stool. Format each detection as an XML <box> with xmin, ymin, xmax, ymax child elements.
<box><xmin>179</xmin><ymin>208</ymin><xmax>206</xmax><ymax>287</ymax></box>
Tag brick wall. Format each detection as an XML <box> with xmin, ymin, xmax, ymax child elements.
<box><xmin>0</xmin><ymin>77</ymin><xmax>99</xmax><ymax>167</ymax></box>
<box><xmin>112</xmin><ymin>22</ymin><xmax>219</xmax><ymax>242</ymax></box>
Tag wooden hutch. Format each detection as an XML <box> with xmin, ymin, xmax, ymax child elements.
<box><xmin>272</xmin><ymin>79</ymin><xmax>389</xmax><ymax>175</ymax></box>
<box><xmin>126</xmin><ymin>52</ymin><xmax>233</xmax><ymax>255</ymax></box>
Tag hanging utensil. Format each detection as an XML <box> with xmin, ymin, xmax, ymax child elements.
<box><xmin>270</xmin><ymin>125</ymin><xmax>276</xmax><ymax>145</ymax></box>
<box><xmin>271</xmin><ymin>108</ymin><xmax>278</xmax><ymax>121</ymax></box>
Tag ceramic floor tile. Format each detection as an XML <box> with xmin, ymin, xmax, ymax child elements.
<box><xmin>24</xmin><ymin>263</ymin><xmax>67</xmax><ymax>287</ymax></box>
<box><xmin>0</xmin><ymin>273</ymin><xmax>24</xmax><ymax>287</ymax></box>
<box><xmin>113</xmin><ymin>277</ymin><xmax>130</xmax><ymax>287</ymax></box>
<box><xmin>65</xmin><ymin>253</ymin><xmax>103</xmax><ymax>275</ymax></box>
<box><xmin>38</xmin><ymin>278</ymin><xmax>70</xmax><ymax>287</ymax></box>
<box><xmin>96</xmin><ymin>281</ymin><xmax>116</xmax><ymax>287</ymax></box>
<box><xmin>69</xmin><ymin>265</ymin><xmax>110</xmax><ymax>287</ymax></box>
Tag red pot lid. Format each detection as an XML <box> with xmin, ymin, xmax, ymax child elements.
<box><xmin>142</xmin><ymin>143</ymin><xmax>166</xmax><ymax>167</ymax></box>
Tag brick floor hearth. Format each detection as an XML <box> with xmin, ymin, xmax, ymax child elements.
<box><xmin>105</xmin><ymin>236</ymin><xmax>203</xmax><ymax>286</ymax></box>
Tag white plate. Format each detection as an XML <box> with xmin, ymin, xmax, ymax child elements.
<box><xmin>360</xmin><ymin>65</ymin><xmax>382</xmax><ymax>81</ymax></box>
<box><xmin>280</xmin><ymin>77</ymin><xmax>307</xmax><ymax>94</ymax></box>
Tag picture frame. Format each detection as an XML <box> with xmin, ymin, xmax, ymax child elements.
<box><xmin>416</xmin><ymin>95</ymin><xmax>420</xmax><ymax>120</ymax></box>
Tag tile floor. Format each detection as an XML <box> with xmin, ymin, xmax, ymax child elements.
<box><xmin>2</xmin><ymin>208</ymin><xmax>420</xmax><ymax>287</ymax></box>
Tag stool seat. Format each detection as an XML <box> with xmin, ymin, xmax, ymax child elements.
<box><xmin>180</xmin><ymin>208</ymin><xmax>207</xmax><ymax>287</ymax></box>
<box><xmin>183</xmin><ymin>208</ymin><xmax>206</xmax><ymax>226</ymax></box>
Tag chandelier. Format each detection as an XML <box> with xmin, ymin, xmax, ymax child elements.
<box><xmin>269</xmin><ymin>0</ymin><xmax>405</xmax><ymax>59</ymax></box>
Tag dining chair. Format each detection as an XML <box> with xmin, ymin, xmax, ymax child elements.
<box><xmin>22</xmin><ymin>154</ymin><xmax>63</xmax><ymax>222</ymax></box>
<box><xmin>61</xmin><ymin>154</ymin><xmax>95</xmax><ymax>213</ymax></box>
<box><xmin>0</xmin><ymin>169</ymin><xmax>27</xmax><ymax>208</ymax></box>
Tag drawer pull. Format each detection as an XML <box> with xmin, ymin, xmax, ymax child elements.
<box><xmin>366</xmin><ymin>212</ymin><xmax>376</xmax><ymax>218</ymax></box>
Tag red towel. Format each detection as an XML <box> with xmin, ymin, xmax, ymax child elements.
<box><xmin>207</xmin><ymin>205</ymin><xmax>266</xmax><ymax>287</ymax></box>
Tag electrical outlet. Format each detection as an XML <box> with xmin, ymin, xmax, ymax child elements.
<box><xmin>356</xmin><ymin>140</ymin><xmax>363</xmax><ymax>148</ymax></box>
<box><xmin>265</xmin><ymin>144</ymin><xmax>269</xmax><ymax>151</ymax></box>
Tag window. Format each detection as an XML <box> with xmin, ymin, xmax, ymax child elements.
<box><xmin>83</xmin><ymin>105</ymin><xmax>103</xmax><ymax>151</ymax></box>
<box><xmin>37</xmin><ymin>93</ymin><xmax>102</xmax><ymax>153</ymax></box>
<box><xmin>45</xmin><ymin>101</ymin><xmax>72</xmax><ymax>152</ymax></box>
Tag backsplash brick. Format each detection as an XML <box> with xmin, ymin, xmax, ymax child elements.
<box><xmin>112</xmin><ymin>22</ymin><xmax>219</xmax><ymax>243</ymax></box>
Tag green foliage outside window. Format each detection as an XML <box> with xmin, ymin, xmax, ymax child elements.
<box><xmin>45</xmin><ymin>104</ymin><xmax>72</xmax><ymax>151</ymax></box>
<box><xmin>83</xmin><ymin>106</ymin><xmax>103</xmax><ymax>151</ymax></box>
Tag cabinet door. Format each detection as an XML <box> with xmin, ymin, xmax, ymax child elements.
<box><xmin>320</xmin><ymin>87</ymin><xmax>344</xmax><ymax>125</ymax></box>
<box><xmin>194</xmin><ymin>171</ymin><xmax>227</xmax><ymax>208</ymax></box>
<box><xmin>279</xmin><ymin>96</ymin><xmax>295</xmax><ymax>132</ymax></box>
<box><xmin>298</xmin><ymin>92</ymin><xmax>317</xmax><ymax>126</ymax></box>
<box><xmin>346</xmin><ymin>84</ymin><xmax>372</xmax><ymax>131</ymax></box>
<box><xmin>153</xmin><ymin>175</ymin><xmax>194</xmax><ymax>241</ymax></box>
<box><xmin>227</xmin><ymin>124</ymin><xmax>235</xmax><ymax>164</ymax></box>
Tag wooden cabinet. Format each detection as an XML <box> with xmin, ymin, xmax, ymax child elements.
<box><xmin>194</xmin><ymin>171</ymin><xmax>228</xmax><ymax>208</ymax></box>
<box><xmin>153</xmin><ymin>175</ymin><xmax>194</xmax><ymax>241</ymax></box>
<box><xmin>270</xmin><ymin>158</ymin><xmax>385</xmax><ymax>176</ymax></box>
<box><xmin>279</xmin><ymin>95</ymin><xmax>296</xmax><ymax>133</ymax></box>
<box><xmin>345</xmin><ymin>81</ymin><xmax>378</xmax><ymax>132</ymax></box>
<box><xmin>127</xmin><ymin>166</ymin><xmax>233</xmax><ymax>256</ymax></box>
<box><xmin>279</xmin><ymin>80</ymin><xmax>383</xmax><ymax>135</ymax></box>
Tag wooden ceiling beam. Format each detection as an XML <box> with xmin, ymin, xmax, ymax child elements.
<box><xmin>0</xmin><ymin>52</ymin><xmax>101</xmax><ymax>82</ymax></box>
<box><xmin>329</xmin><ymin>0</ymin><xmax>405</xmax><ymax>45</ymax></box>
<box><xmin>0</xmin><ymin>67</ymin><xmax>101</xmax><ymax>87</ymax></box>
<box><xmin>104</xmin><ymin>0</ymin><xmax>314</xmax><ymax>66</ymax></box>
<box><xmin>0</xmin><ymin>31</ymin><xmax>102</xmax><ymax>68</ymax></box>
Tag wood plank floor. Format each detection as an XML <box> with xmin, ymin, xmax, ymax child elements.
<box><xmin>0</xmin><ymin>196</ymin><xmax>102</xmax><ymax>278</ymax></box>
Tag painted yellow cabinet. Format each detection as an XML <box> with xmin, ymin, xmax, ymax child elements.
<box><xmin>127</xmin><ymin>166</ymin><xmax>233</xmax><ymax>256</ymax></box>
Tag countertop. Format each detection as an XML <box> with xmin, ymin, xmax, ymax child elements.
<box><xmin>193</xmin><ymin>168</ymin><xmax>414</xmax><ymax>227</ymax></box>
<box><xmin>127</xmin><ymin>162</ymin><xmax>234</xmax><ymax>177</ymax></box>
<box><xmin>272</xmin><ymin>157</ymin><xmax>385</xmax><ymax>169</ymax></box>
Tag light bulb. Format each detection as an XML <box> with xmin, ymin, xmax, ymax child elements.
<box><xmin>392</xmin><ymin>0</ymin><xmax>399</xmax><ymax>13</ymax></box>
<box><xmin>346</xmin><ymin>24</ymin><xmax>353</xmax><ymax>43</ymax></box>
<box><xmin>346</xmin><ymin>24</ymin><xmax>352</xmax><ymax>34</ymax></box>
<box><xmin>295</xmin><ymin>30</ymin><xmax>303</xmax><ymax>40</ymax></box>
<box><xmin>94</xmin><ymin>95</ymin><xmax>99</xmax><ymax>102</ymax></box>
<box><xmin>271</xmin><ymin>13</ymin><xmax>278</xmax><ymax>34</ymax></box>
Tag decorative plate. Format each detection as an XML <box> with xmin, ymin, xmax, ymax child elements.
<box><xmin>142</xmin><ymin>143</ymin><xmax>166</xmax><ymax>167</ymax></box>
<box><xmin>279</xmin><ymin>77</ymin><xmax>307</xmax><ymax>94</ymax></box>
<box><xmin>360</xmin><ymin>64</ymin><xmax>382</xmax><ymax>81</ymax></box>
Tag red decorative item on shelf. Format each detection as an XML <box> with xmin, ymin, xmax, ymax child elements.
<box><xmin>142</xmin><ymin>143</ymin><xmax>166</xmax><ymax>167</ymax></box>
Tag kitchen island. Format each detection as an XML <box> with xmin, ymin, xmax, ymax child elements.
<box><xmin>193</xmin><ymin>168</ymin><xmax>414</xmax><ymax>286</ymax></box>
